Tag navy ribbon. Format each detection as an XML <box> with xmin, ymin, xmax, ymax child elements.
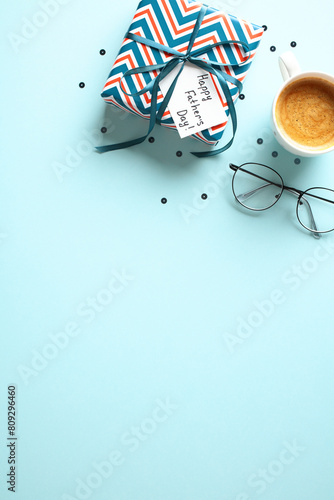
<box><xmin>96</xmin><ymin>5</ymin><xmax>250</xmax><ymax>157</ymax></box>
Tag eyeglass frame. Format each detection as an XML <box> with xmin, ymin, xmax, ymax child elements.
<box><xmin>229</xmin><ymin>162</ymin><xmax>334</xmax><ymax>237</ymax></box>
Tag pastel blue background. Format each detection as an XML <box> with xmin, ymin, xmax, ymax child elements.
<box><xmin>1</xmin><ymin>1</ymin><xmax>334</xmax><ymax>499</ymax></box>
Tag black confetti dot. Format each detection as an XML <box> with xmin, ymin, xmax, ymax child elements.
<box><xmin>148</xmin><ymin>137</ymin><xmax>155</xmax><ymax>143</ymax></box>
<box><xmin>290</xmin><ymin>41</ymin><xmax>297</xmax><ymax>48</ymax></box>
<box><xmin>239</xmin><ymin>93</ymin><xmax>245</xmax><ymax>100</ymax></box>
<box><xmin>201</xmin><ymin>193</ymin><xmax>208</xmax><ymax>200</ymax></box>
<box><xmin>161</xmin><ymin>198</ymin><xmax>167</xmax><ymax>204</ymax></box>
<box><xmin>294</xmin><ymin>158</ymin><xmax>301</xmax><ymax>164</ymax></box>
<box><xmin>79</xmin><ymin>82</ymin><xmax>85</xmax><ymax>88</ymax></box>
<box><xmin>262</xmin><ymin>25</ymin><xmax>268</xmax><ymax>31</ymax></box>
<box><xmin>101</xmin><ymin>127</ymin><xmax>107</xmax><ymax>133</ymax></box>
<box><xmin>176</xmin><ymin>151</ymin><xmax>183</xmax><ymax>157</ymax></box>
<box><xmin>272</xmin><ymin>151</ymin><xmax>278</xmax><ymax>157</ymax></box>
<box><xmin>270</xmin><ymin>46</ymin><xmax>276</xmax><ymax>52</ymax></box>
<box><xmin>100</xmin><ymin>49</ymin><xmax>106</xmax><ymax>55</ymax></box>
<box><xmin>257</xmin><ymin>138</ymin><xmax>263</xmax><ymax>145</ymax></box>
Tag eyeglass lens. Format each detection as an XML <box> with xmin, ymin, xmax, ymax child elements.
<box><xmin>297</xmin><ymin>187</ymin><xmax>334</xmax><ymax>233</ymax></box>
<box><xmin>232</xmin><ymin>163</ymin><xmax>284</xmax><ymax>211</ymax></box>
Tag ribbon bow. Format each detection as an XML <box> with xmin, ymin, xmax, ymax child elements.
<box><xmin>97</xmin><ymin>5</ymin><xmax>251</xmax><ymax>157</ymax></box>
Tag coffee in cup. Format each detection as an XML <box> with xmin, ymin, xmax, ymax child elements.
<box><xmin>272</xmin><ymin>52</ymin><xmax>334</xmax><ymax>157</ymax></box>
<box><xmin>275</xmin><ymin>77</ymin><xmax>334</xmax><ymax>150</ymax></box>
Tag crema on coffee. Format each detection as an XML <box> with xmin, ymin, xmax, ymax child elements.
<box><xmin>275</xmin><ymin>77</ymin><xmax>334</xmax><ymax>149</ymax></box>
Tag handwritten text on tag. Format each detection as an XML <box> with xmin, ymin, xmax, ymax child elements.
<box><xmin>159</xmin><ymin>63</ymin><xmax>227</xmax><ymax>138</ymax></box>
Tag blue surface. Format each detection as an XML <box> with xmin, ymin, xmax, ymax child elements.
<box><xmin>1</xmin><ymin>0</ymin><xmax>334</xmax><ymax>499</ymax></box>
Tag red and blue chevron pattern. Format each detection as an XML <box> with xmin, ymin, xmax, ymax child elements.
<box><xmin>101</xmin><ymin>0</ymin><xmax>264</xmax><ymax>145</ymax></box>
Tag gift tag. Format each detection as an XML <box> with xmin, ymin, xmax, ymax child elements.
<box><xmin>159</xmin><ymin>62</ymin><xmax>227</xmax><ymax>139</ymax></box>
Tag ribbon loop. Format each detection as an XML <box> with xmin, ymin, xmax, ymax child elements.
<box><xmin>96</xmin><ymin>5</ymin><xmax>250</xmax><ymax>157</ymax></box>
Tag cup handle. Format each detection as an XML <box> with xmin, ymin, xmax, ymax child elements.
<box><xmin>278</xmin><ymin>51</ymin><xmax>301</xmax><ymax>81</ymax></box>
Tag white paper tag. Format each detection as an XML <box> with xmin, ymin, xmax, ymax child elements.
<box><xmin>159</xmin><ymin>62</ymin><xmax>227</xmax><ymax>139</ymax></box>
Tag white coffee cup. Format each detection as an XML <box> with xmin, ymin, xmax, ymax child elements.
<box><xmin>272</xmin><ymin>51</ymin><xmax>334</xmax><ymax>157</ymax></box>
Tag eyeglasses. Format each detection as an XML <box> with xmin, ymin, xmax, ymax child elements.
<box><xmin>230</xmin><ymin>163</ymin><xmax>334</xmax><ymax>238</ymax></box>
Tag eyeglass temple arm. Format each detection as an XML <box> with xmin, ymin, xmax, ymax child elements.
<box><xmin>293</xmin><ymin>191</ymin><xmax>319</xmax><ymax>236</ymax></box>
<box><xmin>280</xmin><ymin>187</ymin><xmax>319</xmax><ymax>237</ymax></box>
<box><xmin>230</xmin><ymin>164</ymin><xmax>320</xmax><ymax>237</ymax></box>
<box><xmin>236</xmin><ymin>183</ymin><xmax>272</xmax><ymax>203</ymax></box>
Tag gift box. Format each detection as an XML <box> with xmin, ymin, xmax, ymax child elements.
<box><xmin>99</xmin><ymin>0</ymin><xmax>265</xmax><ymax>155</ymax></box>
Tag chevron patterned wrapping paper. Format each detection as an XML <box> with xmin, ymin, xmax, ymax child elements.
<box><xmin>101</xmin><ymin>0</ymin><xmax>265</xmax><ymax>146</ymax></box>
